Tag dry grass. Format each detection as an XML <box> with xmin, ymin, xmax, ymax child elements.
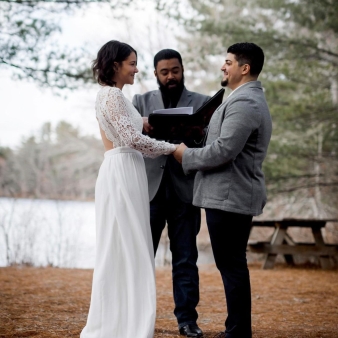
<box><xmin>1</xmin><ymin>264</ymin><xmax>338</xmax><ymax>338</ymax></box>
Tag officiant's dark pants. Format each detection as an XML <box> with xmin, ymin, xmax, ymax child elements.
<box><xmin>150</xmin><ymin>170</ymin><xmax>201</xmax><ymax>328</ymax></box>
<box><xmin>205</xmin><ymin>208</ymin><xmax>252</xmax><ymax>338</ymax></box>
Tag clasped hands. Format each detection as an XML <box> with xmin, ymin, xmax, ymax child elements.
<box><xmin>173</xmin><ymin>143</ymin><xmax>187</xmax><ymax>164</ymax></box>
<box><xmin>143</xmin><ymin>117</ymin><xmax>188</xmax><ymax>164</ymax></box>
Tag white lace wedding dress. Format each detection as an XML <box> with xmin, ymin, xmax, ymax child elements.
<box><xmin>80</xmin><ymin>86</ymin><xmax>175</xmax><ymax>338</ymax></box>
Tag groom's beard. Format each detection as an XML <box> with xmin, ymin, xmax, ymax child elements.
<box><xmin>158</xmin><ymin>75</ymin><xmax>185</xmax><ymax>108</ymax></box>
<box><xmin>221</xmin><ymin>79</ymin><xmax>228</xmax><ymax>87</ymax></box>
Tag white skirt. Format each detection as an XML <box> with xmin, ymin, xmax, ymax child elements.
<box><xmin>81</xmin><ymin>147</ymin><xmax>156</xmax><ymax>338</ymax></box>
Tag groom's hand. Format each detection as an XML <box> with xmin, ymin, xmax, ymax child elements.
<box><xmin>173</xmin><ymin>143</ymin><xmax>187</xmax><ymax>164</ymax></box>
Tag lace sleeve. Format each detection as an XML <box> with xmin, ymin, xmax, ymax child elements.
<box><xmin>101</xmin><ymin>87</ymin><xmax>176</xmax><ymax>158</ymax></box>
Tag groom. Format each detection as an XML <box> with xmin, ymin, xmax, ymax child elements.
<box><xmin>133</xmin><ymin>49</ymin><xmax>209</xmax><ymax>337</ymax></box>
<box><xmin>174</xmin><ymin>43</ymin><xmax>272</xmax><ymax>338</ymax></box>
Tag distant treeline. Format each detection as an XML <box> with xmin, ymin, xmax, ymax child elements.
<box><xmin>1</xmin><ymin>119</ymin><xmax>338</xmax><ymax>218</ymax></box>
<box><xmin>0</xmin><ymin>121</ymin><xmax>103</xmax><ymax>200</ymax></box>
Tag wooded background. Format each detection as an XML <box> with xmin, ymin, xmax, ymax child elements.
<box><xmin>1</xmin><ymin>0</ymin><xmax>337</xmax><ymax>218</ymax></box>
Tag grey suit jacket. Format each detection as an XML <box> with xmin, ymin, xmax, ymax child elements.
<box><xmin>132</xmin><ymin>87</ymin><xmax>210</xmax><ymax>203</ymax></box>
<box><xmin>182</xmin><ymin>81</ymin><xmax>272</xmax><ymax>216</ymax></box>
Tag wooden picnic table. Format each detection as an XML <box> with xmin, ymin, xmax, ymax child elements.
<box><xmin>248</xmin><ymin>218</ymin><xmax>338</xmax><ymax>269</ymax></box>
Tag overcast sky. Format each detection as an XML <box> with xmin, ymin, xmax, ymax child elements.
<box><xmin>0</xmin><ymin>1</ymin><xmax>178</xmax><ymax>148</ymax></box>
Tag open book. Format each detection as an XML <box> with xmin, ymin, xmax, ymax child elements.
<box><xmin>148</xmin><ymin>88</ymin><xmax>225</xmax><ymax>140</ymax></box>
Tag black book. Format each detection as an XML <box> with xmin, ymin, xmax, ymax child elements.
<box><xmin>148</xmin><ymin>88</ymin><xmax>225</xmax><ymax>140</ymax></box>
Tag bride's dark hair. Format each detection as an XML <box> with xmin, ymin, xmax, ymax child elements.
<box><xmin>92</xmin><ymin>40</ymin><xmax>137</xmax><ymax>87</ymax></box>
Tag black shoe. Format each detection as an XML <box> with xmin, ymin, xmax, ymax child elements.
<box><xmin>179</xmin><ymin>324</ymin><xmax>203</xmax><ymax>337</ymax></box>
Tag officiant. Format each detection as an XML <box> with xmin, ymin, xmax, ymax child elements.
<box><xmin>133</xmin><ymin>49</ymin><xmax>209</xmax><ymax>338</ymax></box>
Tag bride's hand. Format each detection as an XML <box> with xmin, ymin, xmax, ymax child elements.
<box><xmin>172</xmin><ymin>144</ymin><xmax>179</xmax><ymax>153</ymax></box>
<box><xmin>173</xmin><ymin>143</ymin><xmax>187</xmax><ymax>164</ymax></box>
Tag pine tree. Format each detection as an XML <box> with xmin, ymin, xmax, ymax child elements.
<box><xmin>157</xmin><ymin>0</ymin><xmax>338</xmax><ymax>216</ymax></box>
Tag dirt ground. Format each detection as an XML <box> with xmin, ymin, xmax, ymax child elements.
<box><xmin>1</xmin><ymin>264</ymin><xmax>338</xmax><ymax>338</ymax></box>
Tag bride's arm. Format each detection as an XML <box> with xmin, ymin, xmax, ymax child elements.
<box><xmin>100</xmin><ymin>87</ymin><xmax>176</xmax><ymax>158</ymax></box>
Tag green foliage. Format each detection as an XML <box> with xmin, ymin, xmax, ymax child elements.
<box><xmin>157</xmin><ymin>0</ymin><xmax>338</xmax><ymax>215</ymax></box>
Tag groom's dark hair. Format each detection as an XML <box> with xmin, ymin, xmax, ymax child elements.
<box><xmin>92</xmin><ymin>40</ymin><xmax>137</xmax><ymax>87</ymax></box>
<box><xmin>154</xmin><ymin>49</ymin><xmax>183</xmax><ymax>69</ymax></box>
<box><xmin>228</xmin><ymin>42</ymin><xmax>264</xmax><ymax>76</ymax></box>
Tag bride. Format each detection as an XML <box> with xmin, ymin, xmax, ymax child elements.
<box><xmin>80</xmin><ymin>41</ymin><xmax>177</xmax><ymax>338</ymax></box>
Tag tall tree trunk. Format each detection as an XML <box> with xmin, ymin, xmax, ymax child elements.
<box><xmin>314</xmin><ymin>123</ymin><xmax>325</xmax><ymax>218</ymax></box>
<box><xmin>330</xmin><ymin>77</ymin><xmax>338</xmax><ymax>105</ymax></box>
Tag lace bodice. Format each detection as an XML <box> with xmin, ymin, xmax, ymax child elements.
<box><xmin>96</xmin><ymin>86</ymin><xmax>176</xmax><ymax>158</ymax></box>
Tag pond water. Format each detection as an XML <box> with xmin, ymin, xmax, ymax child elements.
<box><xmin>0</xmin><ymin>198</ymin><xmax>214</xmax><ymax>268</ymax></box>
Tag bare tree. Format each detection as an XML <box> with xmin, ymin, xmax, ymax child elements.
<box><xmin>0</xmin><ymin>0</ymin><xmax>134</xmax><ymax>89</ymax></box>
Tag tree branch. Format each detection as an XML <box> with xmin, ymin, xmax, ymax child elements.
<box><xmin>0</xmin><ymin>0</ymin><xmax>110</xmax><ymax>3</ymax></box>
<box><xmin>1</xmin><ymin>58</ymin><xmax>92</xmax><ymax>81</ymax></box>
<box><xmin>270</xmin><ymin>181</ymin><xmax>338</xmax><ymax>194</ymax></box>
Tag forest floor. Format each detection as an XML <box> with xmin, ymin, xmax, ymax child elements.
<box><xmin>1</xmin><ymin>263</ymin><xmax>338</xmax><ymax>338</ymax></box>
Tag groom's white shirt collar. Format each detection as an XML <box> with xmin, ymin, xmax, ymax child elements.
<box><xmin>227</xmin><ymin>81</ymin><xmax>255</xmax><ymax>98</ymax></box>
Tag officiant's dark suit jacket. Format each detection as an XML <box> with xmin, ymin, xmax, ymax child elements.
<box><xmin>132</xmin><ymin>87</ymin><xmax>209</xmax><ymax>203</ymax></box>
<box><xmin>182</xmin><ymin>81</ymin><xmax>272</xmax><ymax>216</ymax></box>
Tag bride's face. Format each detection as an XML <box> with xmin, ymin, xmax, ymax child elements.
<box><xmin>113</xmin><ymin>52</ymin><xmax>138</xmax><ymax>86</ymax></box>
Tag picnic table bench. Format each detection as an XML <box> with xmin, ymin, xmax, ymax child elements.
<box><xmin>248</xmin><ymin>219</ymin><xmax>338</xmax><ymax>269</ymax></box>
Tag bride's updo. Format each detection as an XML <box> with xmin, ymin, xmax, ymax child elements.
<box><xmin>92</xmin><ymin>40</ymin><xmax>137</xmax><ymax>87</ymax></box>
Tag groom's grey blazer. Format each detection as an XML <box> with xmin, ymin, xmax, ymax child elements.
<box><xmin>182</xmin><ymin>81</ymin><xmax>272</xmax><ymax>216</ymax></box>
<box><xmin>133</xmin><ymin>87</ymin><xmax>209</xmax><ymax>203</ymax></box>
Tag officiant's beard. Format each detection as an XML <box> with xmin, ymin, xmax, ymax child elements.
<box><xmin>157</xmin><ymin>75</ymin><xmax>185</xmax><ymax>97</ymax></box>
